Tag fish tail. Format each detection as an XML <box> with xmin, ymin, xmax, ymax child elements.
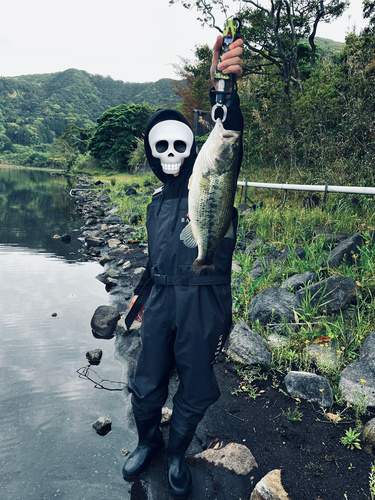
<box><xmin>188</xmin><ymin>259</ymin><xmax>215</xmax><ymax>277</ymax></box>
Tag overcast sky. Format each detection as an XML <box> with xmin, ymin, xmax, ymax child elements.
<box><xmin>1</xmin><ymin>0</ymin><xmax>369</xmax><ymax>83</ymax></box>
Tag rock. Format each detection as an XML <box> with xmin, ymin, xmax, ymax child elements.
<box><xmin>61</xmin><ymin>233</ymin><xmax>71</xmax><ymax>243</ymax></box>
<box><xmin>134</xmin><ymin>267</ymin><xmax>145</xmax><ymax>275</ymax></box>
<box><xmin>339</xmin><ymin>362</ymin><xmax>375</xmax><ymax>406</ymax></box>
<box><xmin>108</xmin><ymin>238</ymin><xmax>121</xmax><ymax>248</ymax></box>
<box><xmin>227</xmin><ymin>321</ymin><xmax>271</xmax><ymax>367</ymax></box>
<box><xmin>359</xmin><ymin>332</ymin><xmax>375</xmax><ymax>368</ymax></box>
<box><xmin>105</xmin><ymin>214</ymin><xmax>122</xmax><ymax>225</ymax></box>
<box><xmin>125</xmin><ymin>188</ymin><xmax>137</xmax><ymax>196</ymax></box>
<box><xmin>91</xmin><ymin>305</ymin><xmax>120</xmax><ymax>339</ymax></box>
<box><xmin>276</xmin><ymin>247</ymin><xmax>306</xmax><ymax>263</ymax></box>
<box><xmin>51</xmin><ymin>312</ymin><xmax>57</xmax><ymax>317</ymax></box>
<box><xmin>284</xmin><ymin>371</ymin><xmax>333</xmax><ymax>406</ymax></box>
<box><xmin>85</xmin><ymin>236</ymin><xmax>105</xmax><ymax>248</ymax></box>
<box><xmin>296</xmin><ymin>275</ymin><xmax>359</xmax><ymax>314</ymax></box>
<box><xmin>161</xmin><ymin>407</ymin><xmax>172</xmax><ymax>425</ymax></box>
<box><xmin>92</xmin><ymin>416</ymin><xmax>112</xmax><ymax>436</ymax></box>
<box><xmin>194</xmin><ymin>442</ymin><xmax>257</xmax><ymax>475</ymax></box>
<box><xmin>122</xmin><ymin>260</ymin><xmax>132</xmax><ymax>271</ymax></box>
<box><xmin>232</xmin><ymin>260</ymin><xmax>242</xmax><ymax>273</ymax></box>
<box><xmin>96</xmin><ymin>269</ymin><xmax>120</xmax><ymax>284</ymax></box>
<box><xmin>105</xmin><ymin>277</ymin><xmax>118</xmax><ymax>291</ymax></box>
<box><xmin>86</xmin><ymin>349</ymin><xmax>103</xmax><ymax>365</ymax></box>
<box><xmin>306</xmin><ymin>342</ymin><xmax>341</xmax><ymax>369</ymax></box>
<box><xmin>281</xmin><ymin>272</ymin><xmax>318</xmax><ymax>291</ymax></box>
<box><xmin>325</xmin><ymin>233</ymin><xmax>365</xmax><ymax>268</ymax></box>
<box><xmin>237</xmin><ymin>203</ymin><xmax>254</xmax><ymax>214</ymax></box>
<box><xmin>266</xmin><ymin>334</ymin><xmax>289</xmax><ymax>349</ymax></box>
<box><xmin>115</xmin><ymin>316</ymin><xmax>130</xmax><ymax>337</ymax></box>
<box><xmin>250</xmin><ymin>469</ymin><xmax>290</xmax><ymax>500</ymax></box>
<box><xmin>360</xmin><ymin>418</ymin><xmax>375</xmax><ymax>454</ymax></box>
<box><xmin>53</xmin><ymin>234</ymin><xmax>61</xmax><ymax>239</ymax></box>
<box><xmin>249</xmin><ymin>287</ymin><xmax>302</xmax><ymax>325</ymax></box>
<box><xmin>245</xmin><ymin>237</ymin><xmax>265</xmax><ymax>254</ymax></box>
<box><xmin>99</xmin><ymin>254</ymin><xmax>112</xmax><ymax>266</ymax></box>
<box><xmin>312</xmin><ymin>226</ymin><xmax>333</xmax><ymax>239</ymax></box>
<box><xmin>129</xmin><ymin>214</ymin><xmax>139</xmax><ymax>225</ymax></box>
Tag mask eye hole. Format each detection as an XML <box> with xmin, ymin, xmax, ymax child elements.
<box><xmin>174</xmin><ymin>140</ymin><xmax>186</xmax><ymax>153</ymax></box>
<box><xmin>156</xmin><ymin>140</ymin><xmax>168</xmax><ymax>153</ymax></box>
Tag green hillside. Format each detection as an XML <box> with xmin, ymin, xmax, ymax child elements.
<box><xmin>0</xmin><ymin>69</ymin><xmax>180</xmax><ymax>149</ymax></box>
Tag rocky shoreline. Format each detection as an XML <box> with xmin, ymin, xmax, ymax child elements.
<box><xmin>69</xmin><ymin>176</ymin><xmax>375</xmax><ymax>500</ymax></box>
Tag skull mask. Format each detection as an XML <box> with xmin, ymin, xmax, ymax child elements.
<box><xmin>149</xmin><ymin>120</ymin><xmax>194</xmax><ymax>175</ymax></box>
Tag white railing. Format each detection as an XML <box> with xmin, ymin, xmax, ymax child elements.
<box><xmin>237</xmin><ymin>181</ymin><xmax>375</xmax><ymax>196</ymax></box>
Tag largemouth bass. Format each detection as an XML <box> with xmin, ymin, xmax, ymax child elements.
<box><xmin>180</xmin><ymin>118</ymin><xmax>241</xmax><ymax>275</ymax></box>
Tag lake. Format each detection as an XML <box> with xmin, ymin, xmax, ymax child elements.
<box><xmin>0</xmin><ymin>167</ymin><xmax>138</xmax><ymax>500</ymax></box>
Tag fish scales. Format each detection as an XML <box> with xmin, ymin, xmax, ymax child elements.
<box><xmin>180</xmin><ymin>118</ymin><xmax>241</xmax><ymax>275</ymax></box>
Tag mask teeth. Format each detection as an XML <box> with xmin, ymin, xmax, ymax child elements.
<box><xmin>161</xmin><ymin>163</ymin><xmax>181</xmax><ymax>173</ymax></box>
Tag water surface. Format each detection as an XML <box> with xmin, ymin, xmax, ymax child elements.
<box><xmin>0</xmin><ymin>167</ymin><xmax>135</xmax><ymax>500</ymax></box>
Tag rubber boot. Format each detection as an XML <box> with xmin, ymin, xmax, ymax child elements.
<box><xmin>122</xmin><ymin>411</ymin><xmax>164</xmax><ymax>481</ymax></box>
<box><xmin>167</xmin><ymin>416</ymin><xmax>197</xmax><ymax>499</ymax></box>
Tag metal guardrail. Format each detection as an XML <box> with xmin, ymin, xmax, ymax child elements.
<box><xmin>237</xmin><ymin>181</ymin><xmax>375</xmax><ymax>196</ymax></box>
<box><xmin>237</xmin><ymin>181</ymin><xmax>375</xmax><ymax>210</ymax></box>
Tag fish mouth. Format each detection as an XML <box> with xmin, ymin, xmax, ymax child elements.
<box><xmin>161</xmin><ymin>163</ymin><xmax>181</xmax><ymax>174</ymax></box>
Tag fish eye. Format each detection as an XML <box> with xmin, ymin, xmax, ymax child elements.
<box><xmin>156</xmin><ymin>140</ymin><xmax>168</xmax><ymax>153</ymax></box>
<box><xmin>174</xmin><ymin>141</ymin><xmax>186</xmax><ymax>153</ymax></box>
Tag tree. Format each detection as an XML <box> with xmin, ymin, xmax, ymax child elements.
<box><xmin>173</xmin><ymin>45</ymin><xmax>214</xmax><ymax>126</ymax></box>
<box><xmin>88</xmin><ymin>104</ymin><xmax>155</xmax><ymax>171</ymax></box>
<box><xmin>48</xmin><ymin>124</ymin><xmax>94</xmax><ymax>171</ymax></box>
<box><xmin>170</xmin><ymin>0</ymin><xmax>348</xmax><ymax>94</ymax></box>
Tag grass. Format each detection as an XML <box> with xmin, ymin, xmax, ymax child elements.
<box><xmin>80</xmin><ymin>167</ymin><xmax>375</xmax><ymax>413</ymax></box>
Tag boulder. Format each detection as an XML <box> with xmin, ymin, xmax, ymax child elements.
<box><xmin>296</xmin><ymin>275</ymin><xmax>359</xmax><ymax>314</ymax></box>
<box><xmin>91</xmin><ymin>305</ymin><xmax>120</xmax><ymax>339</ymax></box>
<box><xmin>306</xmin><ymin>342</ymin><xmax>341</xmax><ymax>369</ymax></box>
<box><xmin>359</xmin><ymin>332</ymin><xmax>375</xmax><ymax>368</ymax></box>
<box><xmin>339</xmin><ymin>362</ymin><xmax>375</xmax><ymax>407</ymax></box>
<box><xmin>85</xmin><ymin>235</ymin><xmax>105</xmax><ymax>248</ymax></box>
<box><xmin>194</xmin><ymin>442</ymin><xmax>257</xmax><ymax>475</ymax></box>
<box><xmin>325</xmin><ymin>233</ymin><xmax>365</xmax><ymax>268</ymax></box>
<box><xmin>227</xmin><ymin>321</ymin><xmax>271</xmax><ymax>367</ymax></box>
<box><xmin>108</xmin><ymin>238</ymin><xmax>121</xmax><ymax>248</ymax></box>
<box><xmin>250</xmin><ymin>469</ymin><xmax>290</xmax><ymax>500</ymax></box>
<box><xmin>99</xmin><ymin>254</ymin><xmax>112</xmax><ymax>266</ymax></box>
<box><xmin>61</xmin><ymin>233</ymin><xmax>71</xmax><ymax>243</ymax></box>
<box><xmin>105</xmin><ymin>214</ymin><xmax>122</xmax><ymax>225</ymax></box>
<box><xmin>360</xmin><ymin>418</ymin><xmax>375</xmax><ymax>454</ymax></box>
<box><xmin>281</xmin><ymin>272</ymin><xmax>318</xmax><ymax>292</ymax></box>
<box><xmin>284</xmin><ymin>371</ymin><xmax>333</xmax><ymax>406</ymax></box>
<box><xmin>244</xmin><ymin>237</ymin><xmax>265</xmax><ymax>255</ymax></box>
<box><xmin>249</xmin><ymin>287</ymin><xmax>302</xmax><ymax>325</ymax></box>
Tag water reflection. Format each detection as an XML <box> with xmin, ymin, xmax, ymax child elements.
<box><xmin>0</xmin><ymin>167</ymin><xmax>82</xmax><ymax>261</ymax></box>
<box><xmin>0</xmin><ymin>168</ymin><xmax>135</xmax><ymax>500</ymax></box>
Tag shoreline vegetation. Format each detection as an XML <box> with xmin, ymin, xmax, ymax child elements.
<box><xmin>68</xmin><ymin>168</ymin><xmax>375</xmax><ymax>499</ymax></box>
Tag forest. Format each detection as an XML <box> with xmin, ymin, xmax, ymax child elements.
<box><xmin>0</xmin><ymin>0</ymin><xmax>374</xmax><ymax>188</ymax></box>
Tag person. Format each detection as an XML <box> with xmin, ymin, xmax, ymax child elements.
<box><xmin>122</xmin><ymin>35</ymin><xmax>244</xmax><ymax>499</ymax></box>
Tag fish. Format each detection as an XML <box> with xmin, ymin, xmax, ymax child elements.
<box><xmin>180</xmin><ymin>118</ymin><xmax>241</xmax><ymax>275</ymax></box>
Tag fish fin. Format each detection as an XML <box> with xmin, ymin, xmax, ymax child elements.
<box><xmin>189</xmin><ymin>259</ymin><xmax>215</xmax><ymax>276</ymax></box>
<box><xmin>223</xmin><ymin>221</ymin><xmax>235</xmax><ymax>240</ymax></box>
<box><xmin>188</xmin><ymin>174</ymin><xmax>193</xmax><ymax>190</ymax></box>
<box><xmin>180</xmin><ymin>222</ymin><xmax>198</xmax><ymax>248</ymax></box>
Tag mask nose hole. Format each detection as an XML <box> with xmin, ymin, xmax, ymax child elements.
<box><xmin>156</xmin><ymin>140</ymin><xmax>168</xmax><ymax>153</ymax></box>
<box><xmin>168</xmin><ymin>152</ymin><xmax>174</xmax><ymax>157</ymax></box>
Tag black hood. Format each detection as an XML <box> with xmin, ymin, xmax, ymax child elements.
<box><xmin>144</xmin><ymin>109</ymin><xmax>196</xmax><ymax>184</ymax></box>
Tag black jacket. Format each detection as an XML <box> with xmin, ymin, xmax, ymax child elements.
<box><xmin>125</xmin><ymin>90</ymin><xmax>243</xmax><ymax>329</ymax></box>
